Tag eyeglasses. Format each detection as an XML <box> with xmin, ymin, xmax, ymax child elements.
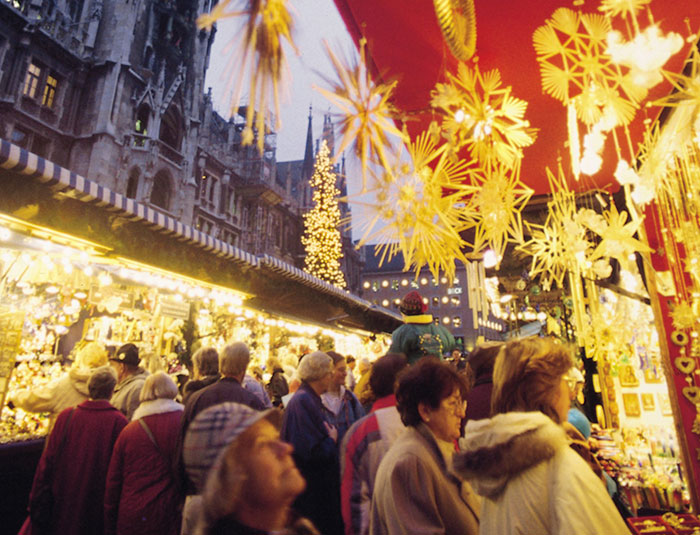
<box><xmin>443</xmin><ymin>395</ymin><xmax>467</xmax><ymax>414</ymax></box>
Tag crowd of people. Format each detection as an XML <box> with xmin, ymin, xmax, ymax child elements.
<box><xmin>14</xmin><ymin>291</ymin><xmax>631</xmax><ymax>535</ymax></box>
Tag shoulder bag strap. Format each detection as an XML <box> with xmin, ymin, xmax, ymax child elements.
<box><xmin>138</xmin><ymin>418</ymin><xmax>164</xmax><ymax>457</ymax></box>
<box><xmin>139</xmin><ymin>417</ymin><xmax>181</xmax><ymax>489</ymax></box>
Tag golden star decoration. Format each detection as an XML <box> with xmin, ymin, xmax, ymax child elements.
<box><xmin>587</xmin><ymin>203</ymin><xmax>652</xmax><ymax>263</ymax></box>
<box><xmin>351</xmin><ymin>131</ymin><xmax>473</xmax><ymax>280</ymax></box>
<box><xmin>598</xmin><ymin>0</ymin><xmax>651</xmax><ymax>20</ymax></box>
<box><xmin>533</xmin><ymin>7</ymin><xmax>643</xmax><ymax>128</ymax></box>
<box><xmin>430</xmin><ymin>63</ymin><xmax>537</xmax><ymax>168</ymax></box>
<box><xmin>671</xmin><ymin>302</ymin><xmax>696</xmax><ymax>330</ymax></box>
<box><xmin>518</xmin><ymin>165</ymin><xmax>591</xmax><ymax>290</ymax></box>
<box><xmin>314</xmin><ymin>38</ymin><xmax>408</xmax><ymax>194</ymax></box>
<box><xmin>460</xmin><ymin>160</ymin><xmax>533</xmax><ymax>263</ymax></box>
<box><xmin>197</xmin><ymin>0</ymin><xmax>297</xmax><ymax>153</ymax></box>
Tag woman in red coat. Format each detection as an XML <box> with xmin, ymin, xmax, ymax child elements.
<box><xmin>21</xmin><ymin>366</ymin><xmax>128</xmax><ymax>535</ymax></box>
<box><xmin>104</xmin><ymin>371</ymin><xmax>184</xmax><ymax>535</ymax></box>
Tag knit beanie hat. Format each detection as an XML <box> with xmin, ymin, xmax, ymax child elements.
<box><xmin>399</xmin><ymin>290</ymin><xmax>427</xmax><ymax>315</ymax></box>
<box><xmin>183</xmin><ymin>403</ymin><xmax>282</xmax><ymax>493</ymax></box>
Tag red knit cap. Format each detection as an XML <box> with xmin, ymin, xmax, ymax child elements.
<box><xmin>399</xmin><ymin>290</ymin><xmax>427</xmax><ymax>315</ymax></box>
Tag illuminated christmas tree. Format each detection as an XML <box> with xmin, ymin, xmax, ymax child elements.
<box><xmin>302</xmin><ymin>140</ymin><xmax>347</xmax><ymax>288</ymax></box>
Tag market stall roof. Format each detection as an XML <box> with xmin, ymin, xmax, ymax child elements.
<box><xmin>332</xmin><ymin>0</ymin><xmax>700</xmax><ymax>195</ymax></box>
<box><xmin>0</xmin><ymin>138</ymin><xmax>402</xmax><ymax>334</ymax></box>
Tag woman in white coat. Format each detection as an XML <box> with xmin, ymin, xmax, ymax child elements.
<box><xmin>453</xmin><ymin>337</ymin><xmax>628</xmax><ymax>535</ymax></box>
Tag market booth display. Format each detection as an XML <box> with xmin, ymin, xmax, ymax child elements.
<box><xmin>0</xmin><ymin>138</ymin><xmax>399</xmax><ymax>530</ymax></box>
<box><xmin>314</xmin><ymin>0</ymin><xmax>700</xmax><ymax>514</ymax></box>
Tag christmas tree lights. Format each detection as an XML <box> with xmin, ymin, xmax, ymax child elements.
<box><xmin>302</xmin><ymin>141</ymin><xmax>347</xmax><ymax>289</ymax></box>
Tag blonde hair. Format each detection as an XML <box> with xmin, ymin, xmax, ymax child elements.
<box><xmin>491</xmin><ymin>337</ymin><xmax>573</xmax><ymax>423</ymax></box>
<box><xmin>140</xmin><ymin>371</ymin><xmax>179</xmax><ymax>402</ymax></box>
<box><xmin>73</xmin><ymin>342</ymin><xmax>107</xmax><ymax>369</ymax></box>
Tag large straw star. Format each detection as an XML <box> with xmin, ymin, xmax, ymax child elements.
<box><xmin>197</xmin><ymin>0</ymin><xmax>298</xmax><ymax>153</ymax></box>
<box><xmin>315</xmin><ymin>38</ymin><xmax>408</xmax><ymax>194</ymax></box>
<box><xmin>351</xmin><ymin>131</ymin><xmax>474</xmax><ymax>280</ymax></box>
<box><xmin>460</xmin><ymin>161</ymin><xmax>533</xmax><ymax>263</ymax></box>
<box><xmin>431</xmin><ymin>63</ymin><xmax>537</xmax><ymax>168</ymax></box>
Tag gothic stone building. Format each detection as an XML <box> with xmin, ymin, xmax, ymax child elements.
<box><xmin>0</xmin><ymin>0</ymin><xmax>362</xmax><ymax>291</ymax></box>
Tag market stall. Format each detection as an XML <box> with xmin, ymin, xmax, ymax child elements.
<box><xmin>325</xmin><ymin>0</ymin><xmax>700</xmax><ymax>513</ymax></box>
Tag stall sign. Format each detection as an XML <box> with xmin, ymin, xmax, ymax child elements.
<box><xmin>89</xmin><ymin>285</ymin><xmax>135</xmax><ymax>312</ymax></box>
<box><xmin>0</xmin><ymin>307</ymin><xmax>25</xmax><ymax>412</ymax></box>
<box><xmin>447</xmin><ymin>287</ymin><xmax>463</xmax><ymax>295</ymax></box>
<box><xmin>159</xmin><ymin>297</ymin><xmax>190</xmax><ymax>320</ymax></box>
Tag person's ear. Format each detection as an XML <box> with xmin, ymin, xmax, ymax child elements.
<box><xmin>418</xmin><ymin>402</ymin><xmax>432</xmax><ymax>423</ymax></box>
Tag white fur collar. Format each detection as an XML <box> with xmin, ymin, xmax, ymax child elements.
<box><xmin>132</xmin><ymin>398</ymin><xmax>184</xmax><ymax>421</ymax></box>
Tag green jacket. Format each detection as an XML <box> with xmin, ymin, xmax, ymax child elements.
<box><xmin>389</xmin><ymin>314</ymin><xmax>456</xmax><ymax>365</ymax></box>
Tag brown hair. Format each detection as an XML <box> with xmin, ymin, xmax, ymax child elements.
<box><xmin>491</xmin><ymin>337</ymin><xmax>573</xmax><ymax>423</ymax></box>
<box><xmin>464</xmin><ymin>342</ymin><xmax>502</xmax><ymax>390</ymax></box>
<box><xmin>396</xmin><ymin>358</ymin><xmax>468</xmax><ymax>427</ymax></box>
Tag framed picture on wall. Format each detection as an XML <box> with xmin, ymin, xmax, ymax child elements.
<box><xmin>622</xmin><ymin>393</ymin><xmax>641</xmax><ymax>417</ymax></box>
<box><xmin>658</xmin><ymin>393</ymin><xmax>673</xmax><ymax>416</ymax></box>
<box><xmin>641</xmin><ymin>393</ymin><xmax>655</xmax><ymax>411</ymax></box>
<box><xmin>644</xmin><ymin>367</ymin><xmax>663</xmax><ymax>384</ymax></box>
<box><xmin>619</xmin><ymin>365</ymin><xmax>639</xmax><ymax>387</ymax></box>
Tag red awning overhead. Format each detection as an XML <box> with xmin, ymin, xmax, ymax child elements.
<box><xmin>333</xmin><ymin>0</ymin><xmax>700</xmax><ymax>195</ymax></box>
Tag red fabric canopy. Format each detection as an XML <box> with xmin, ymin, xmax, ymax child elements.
<box><xmin>333</xmin><ymin>0</ymin><xmax>700</xmax><ymax>195</ymax></box>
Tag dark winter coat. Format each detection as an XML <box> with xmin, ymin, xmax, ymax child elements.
<box><xmin>182</xmin><ymin>375</ymin><xmax>218</xmax><ymax>404</ymax></box>
<box><xmin>104</xmin><ymin>399</ymin><xmax>184</xmax><ymax>535</ymax></box>
<box><xmin>22</xmin><ymin>400</ymin><xmax>127</xmax><ymax>535</ymax></box>
<box><xmin>464</xmin><ymin>376</ymin><xmax>494</xmax><ymax>422</ymax></box>
<box><xmin>267</xmin><ymin>369</ymin><xmax>289</xmax><ymax>407</ymax></box>
<box><xmin>281</xmin><ymin>382</ymin><xmax>343</xmax><ymax>535</ymax></box>
<box><xmin>389</xmin><ymin>314</ymin><xmax>455</xmax><ymax>364</ymax></box>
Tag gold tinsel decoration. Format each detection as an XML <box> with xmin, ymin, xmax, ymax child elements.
<box><xmin>315</xmin><ymin>38</ymin><xmax>408</xmax><ymax>194</ymax></box>
<box><xmin>197</xmin><ymin>0</ymin><xmax>297</xmax><ymax>153</ymax></box>
<box><xmin>433</xmin><ymin>0</ymin><xmax>477</xmax><ymax>61</ymax></box>
<box><xmin>431</xmin><ymin>63</ymin><xmax>538</xmax><ymax>167</ymax></box>
<box><xmin>351</xmin><ymin>131</ymin><xmax>473</xmax><ymax>281</ymax></box>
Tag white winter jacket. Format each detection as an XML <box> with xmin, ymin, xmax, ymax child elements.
<box><xmin>454</xmin><ymin>412</ymin><xmax>628</xmax><ymax>535</ymax></box>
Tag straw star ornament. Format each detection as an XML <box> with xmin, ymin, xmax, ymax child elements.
<box><xmin>460</xmin><ymin>161</ymin><xmax>533</xmax><ymax>263</ymax></box>
<box><xmin>351</xmin><ymin>131</ymin><xmax>473</xmax><ymax>280</ymax></box>
<box><xmin>431</xmin><ymin>63</ymin><xmax>537</xmax><ymax>167</ymax></box>
<box><xmin>315</xmin><ymin>38</ymin><xmax>408</xmax><ymax>194</ymax></box>
<box><xmin>197</xmin><ymin>0</ymin><xmax>298</xmax><ymax>153</ymax></box>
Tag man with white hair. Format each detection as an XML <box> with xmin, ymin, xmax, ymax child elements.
<box><xmin>182</xmin><ymin>342</ymin><xmax>265</xmax><ymax>433</ymax></box>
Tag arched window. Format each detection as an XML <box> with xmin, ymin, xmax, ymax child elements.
<box><xmin>135</xmin><ymin>105</ymin><xmax>150</xmax><ymax>135</ymax></box>
<box><xmin>126</xmin><ymin>168</ymin><xmax>140</xmax><ymax>199</ymax></box>
<box><xmin>150</xmin><ymin>170</ymin><xmax>171</xmax><ymax>210</ymax></box>
<box><xmin>159</xmin><ymin>106</ymin><xmax>181</xmax><ymax>150</ymax></box>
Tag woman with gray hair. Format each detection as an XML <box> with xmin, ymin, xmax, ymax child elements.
<box><xmin>104</xmin><ymin>372</ymin><xmax>184</xmax><ymax>535</ymax></box>
<box><xmin>281</xmin><ymin>351</ymin><xmax>343</xmax><ymax>535</ymax></box>
<box><xmin>20</xmin><ymin>367</ymin><xmax>127</xmax><ymax>535</ymax></box>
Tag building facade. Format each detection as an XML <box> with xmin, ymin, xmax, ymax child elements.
<box><xmin>0</xmin><ymin>0</ymin><xmax>361</xmax><ymax>291</ymax></box>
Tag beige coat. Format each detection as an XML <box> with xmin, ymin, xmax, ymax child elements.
<box><xmin>370</xmin><ymin>423</ymin><xmax>480</xmax><ymax>535</ymax></box>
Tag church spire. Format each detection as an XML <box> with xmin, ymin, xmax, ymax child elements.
<box><xmin>301</xmin><ymin>105</ymin><xmax>314</xmax><ymax>182</ymax></box>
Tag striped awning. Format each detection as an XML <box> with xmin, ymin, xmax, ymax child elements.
<box><xmin>258</xmin><ymin>254</ymin><xmax>402</xmax><ymax>320</ymax></box>
<box><xmin>0</xmin><ymin>138</ymin><xmax>257</xmax><ymax>267</ymax></box>
<box><xmin>0</xmin><ymin>138</ymin><xmax>402</xmax><ymax>326</ymax></box>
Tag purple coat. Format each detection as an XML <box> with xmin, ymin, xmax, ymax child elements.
<box><xmin>22</xmin><ymin>400</ymin><xmax>128</xmax><ymax>535</ymax></box>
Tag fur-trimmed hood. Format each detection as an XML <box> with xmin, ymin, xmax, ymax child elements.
<box><xmin>453</xmin><ymin>412</ymin><xmax>569</xmax><ymax>499</ymax></box>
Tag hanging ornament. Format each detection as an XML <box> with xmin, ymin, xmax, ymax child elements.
<box><xmin>315</xmin><ymin>38</ymin><xmax>408</xmax><ymax>193</ymax></box>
